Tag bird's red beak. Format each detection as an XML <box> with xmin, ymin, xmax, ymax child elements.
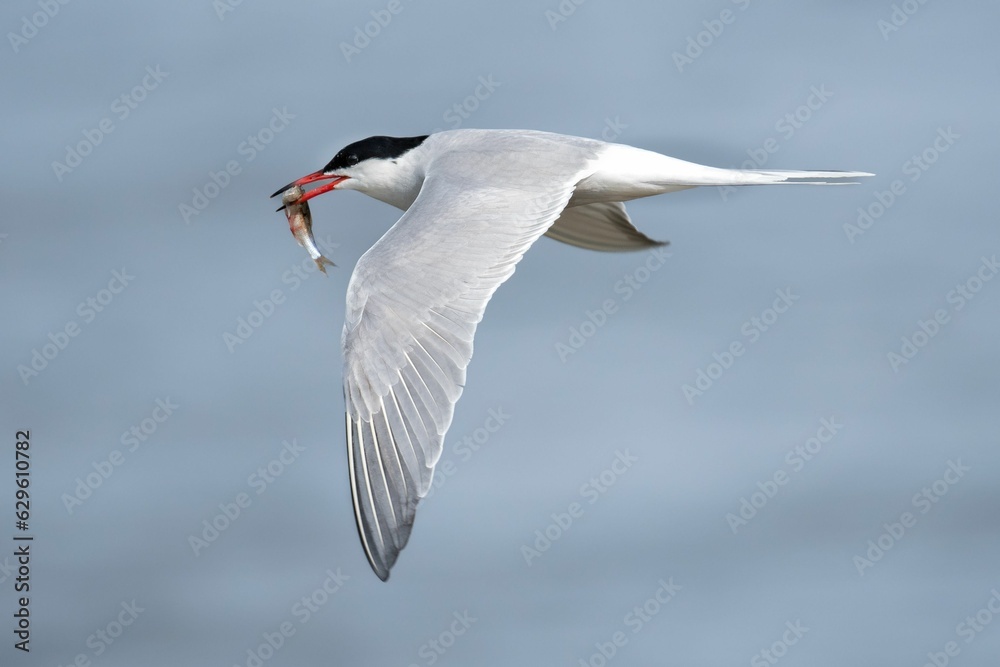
<box><xmin>270</xmin><ymin>171</ymin><xmax>349</xmax><ymax>203</ymax></box>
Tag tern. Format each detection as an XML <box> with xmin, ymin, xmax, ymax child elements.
<box><xmin>271</xmin><ymin>128</ymin><xmax>871</xmax><ymax>580</ymax></box>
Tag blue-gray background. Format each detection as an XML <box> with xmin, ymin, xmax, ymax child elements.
<box><xmin>2</xmin><ymin>1</ymin><xmax>997</xmax><ymax>666</ymax></box>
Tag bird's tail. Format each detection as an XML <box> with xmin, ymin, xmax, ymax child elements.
<box><xmin>578</xmin><ymin>144</ymin><xmax>873</xmax><ymax>202</ymax></box>
<box><xmin>723</xmin><ymin>168</ymin><xmax>874</xmax><ymax>186</ymax></box>
<box><xmin>602</xmin><ymin>144</ymin><xmax>873</xmax><ymax>188</ymax></box>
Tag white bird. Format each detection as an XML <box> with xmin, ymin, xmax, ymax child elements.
<box><xmin>271</xmin><ymin>128</ymin><xmax>871</xmax><ymax>580</ymax></box>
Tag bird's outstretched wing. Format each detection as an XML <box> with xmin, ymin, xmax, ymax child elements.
<box><xmin>342</xmin><ymin>132</ymin><xmax>599</xmax><ymax>579</ymax></box>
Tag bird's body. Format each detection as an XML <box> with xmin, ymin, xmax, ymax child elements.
<box><xmin>271</xmin><ymin>128</ymin><xmax>871</xmax><ymax>580</ymax></box>
<box><xmin>331</xmin><ymin>128</ymin><xmax>863</xmax><ymax>213</ymax></box>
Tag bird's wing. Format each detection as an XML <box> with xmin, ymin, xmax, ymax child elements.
<box><xmin>342</xmin><ymin>136</ymin><xmax>599</xmax><ymax>580</ymax></box>
<box><xmin>544</xmin><ymin>201</ymin><xmax>667</xmax><ymax>252</ymax></box>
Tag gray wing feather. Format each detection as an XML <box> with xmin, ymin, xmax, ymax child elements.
<box><xmin>342</xmin><ymin>132</ymin><xmax>599</xmax><ymax>579</ymax></box>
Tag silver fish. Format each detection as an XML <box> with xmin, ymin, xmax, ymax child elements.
<box><xmin>281</xmin><ymin>185</ymin><xmax>335</xmax><ymax>274</ymax></box>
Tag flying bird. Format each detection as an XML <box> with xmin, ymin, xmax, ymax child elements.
<box><xmin>271</xmin><ymin>128</ymin><xmax>871</xmax><ymax>580</ymax></box>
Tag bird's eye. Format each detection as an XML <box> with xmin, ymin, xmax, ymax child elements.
<box><xmin>349</xmin><ymin>154</ymin><xmax>358</xmax><ymax>164</ymax></box>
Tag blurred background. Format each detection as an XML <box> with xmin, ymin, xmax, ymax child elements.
<box><xmin>2</xmin><ymin>1</ymin><xmax>997</xmax><ymax>665</ymax></box>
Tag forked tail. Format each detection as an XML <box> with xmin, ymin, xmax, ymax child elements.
<box><xmin>727</xmin><ymin>168</ymin><xmax>874</xmax><ymax>185</ymax></box>
<box><xmin>575</xmin><ymin>144</ymin><xmax>873</xmax><ymax>204</ymax></box>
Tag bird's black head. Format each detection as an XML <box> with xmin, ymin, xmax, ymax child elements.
<box><xmin>270</xmin><ymin>134</ymin><xmax>430</xmax><ymax>205</ymax></box>
<box><xmin>322</xmin><ymin>135</ymin><xmax>429</xmax><ymax>174</ymax></box>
